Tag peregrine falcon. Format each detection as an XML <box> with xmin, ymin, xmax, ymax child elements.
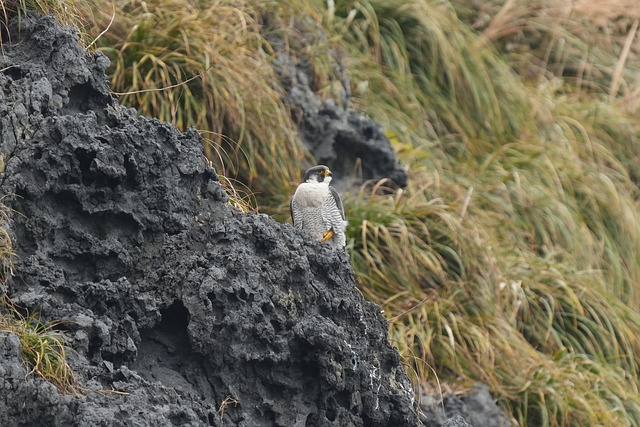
<box><xmin>290</xmin><ymin>165</ymin><xmax>347</xmax><ymax>248</ymax></box>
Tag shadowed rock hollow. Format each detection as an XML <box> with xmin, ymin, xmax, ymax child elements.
<box><xmin>0</xmin><ymin>15</ymin><xmax>419</xmax><ymax>427</ymax></box>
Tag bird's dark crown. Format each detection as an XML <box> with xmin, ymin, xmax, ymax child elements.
<box><xmin>303</xmin><ymin>165</ymin><xmax>332</xmax><ymax>183</ymax></box>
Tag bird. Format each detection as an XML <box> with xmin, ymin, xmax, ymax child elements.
<box><xmin>290</xmin><ymin>165</ymin><xmax>347</xmax><ymax>248</ymax></box>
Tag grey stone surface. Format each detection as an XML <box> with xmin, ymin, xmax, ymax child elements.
<box><xmin>443</xmin><ymin>415</ymin><xmax>473</xmax><ymax>427</ymax></box>
<box><xmin>270</xmin><ymin>35</ymin><xmax>409</xmax><ymax>192</ymax></box>
<box><xmin>461</xmin><ymin>384</ymin><xmax>513</xmax><ymax>427</ymax></box>
<box><xmin>0</xmin><ymin>14</ymin><xmax>418</xmax><ymax>427</ymax></box>
<box><xmin>419</xmin><ymin>383</ymin><xmax>513</xmax><ymax>427</ymax></box>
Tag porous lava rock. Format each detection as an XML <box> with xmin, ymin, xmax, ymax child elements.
<box><xmin>0</xmin><ymin>15</ymin><xmax>418</xmax><ymax>427</ymax></box>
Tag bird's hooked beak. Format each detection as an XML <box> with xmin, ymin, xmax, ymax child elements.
<box><xmin>323</xmin><ymin>169</ymin><xmax>333</xmax><ymax>184</ymax></box>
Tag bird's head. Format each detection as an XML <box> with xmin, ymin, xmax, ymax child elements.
<box><xmin>303</xmin><ymin>165</ymin><xmax>333</xmax><ymax>184</ymax></box>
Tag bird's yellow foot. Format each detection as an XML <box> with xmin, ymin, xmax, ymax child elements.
<box><xmin>321</xmin><ymin>229</ymin><xmax>334</xmax><ymax>242</ymax></box>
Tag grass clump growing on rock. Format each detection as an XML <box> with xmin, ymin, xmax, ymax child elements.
<box><xmin>0</xmin><ymin>201</ymin><xmax>77</xmax><ymax>393</ymax></box>
<box><xmin>0</xmin><ymin>297</ymin><xmax>78</xmax><ymax>393</ymax></box>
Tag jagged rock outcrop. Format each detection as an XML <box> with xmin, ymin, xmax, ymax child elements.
<box><xmin>0</xmin><ymin>15</ymin><xmax>418</xmax><ymax>426</ymax></box>
<box><xmin>270</xmin><ymin>35</ymin><xmax>409</xmax><ymax>192</ymax></box>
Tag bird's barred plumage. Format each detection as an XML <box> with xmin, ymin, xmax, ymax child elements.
<box><xmin>290</xmin><ymin>165</ymin><xmax>346</xmax><ymax>248</ymax></box>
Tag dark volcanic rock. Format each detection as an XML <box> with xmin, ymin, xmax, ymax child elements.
<box><xmin>271</xmin><ymin>36</ymin><xmax>409</xmax><ymax>192</ymax></box>
<box><xmin>0</xmin><ymin>15</ymin><xmax>418</xmax><ymax>427</ymax></box>
<box><xmin>419</xmin><ymin>384</ymin><xmax>512</xmax><ymax>427</ymax></box>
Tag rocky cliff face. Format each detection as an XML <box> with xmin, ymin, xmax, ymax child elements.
<box><xmin>0</xmin><ymin>15</ymin><xmax>418</xmax><ymax>426</ymax></box>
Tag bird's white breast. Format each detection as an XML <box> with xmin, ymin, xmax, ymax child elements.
<box><xmin>292</xmin><ymin>182</ymin><xmax>330</xmax><ymax>206</ymax></box>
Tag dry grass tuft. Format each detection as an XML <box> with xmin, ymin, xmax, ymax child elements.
<box><xmin>0</xmin><ymin>296</ymin><xmax>78</xmax><ymax>393</ymax></box>
<box><xmin>0</xmin><ymin>197</ymin><xmax>15</xmax><ymax>281</ymax></box>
